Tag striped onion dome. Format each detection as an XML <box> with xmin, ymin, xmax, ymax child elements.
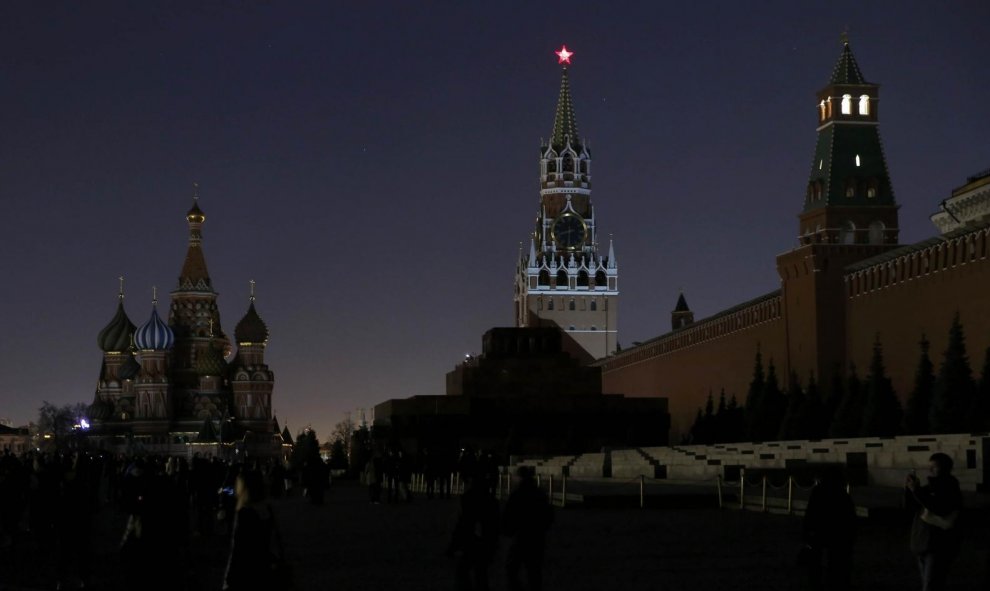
<box><xmin>134</xmin><ymin>304</ymin><xmax>175</xmax><ymax>350</ymax></box>
<box><xmin>97</xmin><ymin>300</ymin><xmax>136</xmax><ymax>352</ymax></box>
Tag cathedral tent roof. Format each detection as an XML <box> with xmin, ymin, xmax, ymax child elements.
<box><xmin>674</xmin><ymin>293</ymin><xmax>690</xmax><ymax>312</ymax></box>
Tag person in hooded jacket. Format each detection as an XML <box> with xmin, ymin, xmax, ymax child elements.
<box><xmin>905</xmin><ymin>452</ymin><xmax>963</xmax><ymax>591</ymax></box>
<box><xmin>502</xmin><ymin>466</ymin><xmax>553</xmax><ymax>591</ymax></box>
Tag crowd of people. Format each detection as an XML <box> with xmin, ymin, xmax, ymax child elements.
<box><xmin>0</xmin><ymin>445</ymin><xmax>979</xmax><ymax>591</ymax></box>
<box><xmin>0</xmin><ymin>449</ymin><xmax>301</xmax><ymax>590</ymax></box>
<box><xmin>361</xmin><ymin>446</ymin><xmax>501</xmax><ymax>504</ymax></box>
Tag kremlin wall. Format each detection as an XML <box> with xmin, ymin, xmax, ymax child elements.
<box><xmin>596</xmin><ymin>40</ymin><xmax>990</xmax><ymax>439</ymax></box>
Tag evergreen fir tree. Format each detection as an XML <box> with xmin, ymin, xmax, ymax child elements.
<box><xmin>904</xmin><ymin>335</ymin><xmax>935</xmax><ymax>434</ymax></box>
<box><xmin>931</xmin><ymin>313</ymin><xmax>976</xmax><ymax>434</ymax></box>
<box><xmin>778</xmin><ymin>371</ymin><xmax>807</xmax><ymax>440</ymax></box>
<box><xmin>759</xmin><ymin>360</ymin><xmax>785</xmax><ymax>441</ymax></box>
<box><xmin>744</xmin><ymin>349</ymin><xmax>765</xmax><ymax>441</ymax></box>
<box><xmin>969</xmin><ymin>347</ymin><xmax>990</xmax><ymax>432</ymax></box>
<box><xmin>805</xmin><ymin>372</ymin><xmax>824</xmax><ymax>439</ymax></box>
<box><xmin>689</xmin><ymin>409</ymin><xmax>704</xmax><ymax>444</ymax></box>
<box><xmin>823</xmin><ymin>363</ymin><xmax>845</xmax><ymax>438</ymax></box>
<box><xmin>727</xmin><ymin>394</ymin><xmax>743</xmax><ymax>443</ymax></box>
<box><xmin>830</xmin><ymin>364</ymin><xmax>863</xmax><ymax>438</ymax></box>
<box><xmin>702</xmin><ymin>391</ymin><xmax>715</xmax><ymax>444</ymax></box>
<box><xmin>714</xmin><ymin>389</ymin><xmax>728</xmax><ymax>443</ymax></box>
<box><xmin>860</xmin><ymin>336</ymin><xmax>903</xmax><ymax>437</ymax></box>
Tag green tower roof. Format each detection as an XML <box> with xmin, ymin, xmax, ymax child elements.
<box><xmin>830</xmin><ymin>40</ymin><xmax>867</xmax><ymax>85</ymax></box>
<box><xmin>550</xmin><ymin>67</ymin><xmax>580</xmax><ymax>150</ymax></box>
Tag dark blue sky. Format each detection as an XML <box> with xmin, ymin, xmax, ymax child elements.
<box><xmin>2</xmin><ymin>2</ymin><xmax>988</xmax><ymax>436</ymax></box>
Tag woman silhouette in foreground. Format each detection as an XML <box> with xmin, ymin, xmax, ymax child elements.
<box><xmin>223</xmin><ymin>469</ymin><xmax>285</xmax><ymax>591</ymax></box>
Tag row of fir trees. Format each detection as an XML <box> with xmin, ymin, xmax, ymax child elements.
<box><xmin>689</xmin><ymin>314</ymin><xmax>990</xmax><ymax>444</ymax></box>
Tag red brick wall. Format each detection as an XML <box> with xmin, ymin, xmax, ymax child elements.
<box><xmin>846</xmin><ymin>227</ymin><xmax>990</xmax><ymax>402</ymax></box>
<box><xmin>601</xmin><ymin>295</ymin><xmax>786</xmax><ymax>439</ymax></box>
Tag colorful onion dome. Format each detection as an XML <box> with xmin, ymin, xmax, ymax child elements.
<box><xmin>134</xmin><ymin>302</ymin><xmax>175</xmax><ymax>350</ymax></box>
<box><xmin>234</xmin><ymin>301</ymin><xmax>269</xmax><ymax>344</ymax></box>
<box><xmin>97</xmin><ymin>300</ymin><xmax>136</xmax><ymax>353</ymax></box>
<box><xmin>195</xmin><ymin>342</ymin><xmax>228</xmax><ymax>376</ymax></box>
<box><xmin>119</xmin><ymin>352</ymin><xmax>141</xmax><ymax>380</ymax></box>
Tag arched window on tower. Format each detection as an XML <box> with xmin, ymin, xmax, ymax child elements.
<box><xmin>859</xmin><ymin>95</ymin><xmax>870</xmax><ymax>115</ymax></box>
<box><xmin>538</xmin><ymin>270</ymin><xmax>550</xmax><ymax>286</ymax></box>
<box><xmin>868</xmin><ymin>221</ymin><xmax>885</xmax><ymax>245</ymax></box>
<box><xmin>590</xmin><ymin>300</ymin><xmax>597</xmax><ymax>311</ymax></box>
<box><xmin>839</xmin><ymin>220</ymin><xmax>857</xmax><ymax>244</ymax></box>
<box><xmin>563</xmin><ymin>155</ymin><xmax>573</xmax><ymax>174</ymax></box>
<box><xmin>568</xmin><ymin>299</ymin><xmax>576</xmax><ymax>311</ymax></box>
<box><xmin>826</xmin><ymin>98</ymin><xmax>832</xmax><ymax>118</ymax></box>
<box><xmin>547</xmin><ymin>299</ymin><xmax>554</xmax><ymax>311</ymax></box>
<box><xmin>595</xmin><ymin>270</ymin><xmax>607</xmax><ymax>288</ymax></box>
<box><xmin>845</xmin><ymin>180</ymin><xmax>856</xmax><ymax>198</ymax></box>
<box><xmin>556</xmin><ymin>269</ymin><xmax>568</xmax><ymax>288</ymax></box>
<box><xmin>866</xmin><ymin>179</ymin><xmax>878</xmax><ymax>198</ymax></box>
<box><xmin>818</xmin><ymin>100</ymin><xmax>826</xmax><ymax>122</ymax></box>
<box><xmin>841</xmin><ymin>94</ymin><xmax>852</xmax><ymax>115</ymax></box>
<box><xmin>814</xmin><ymin>182</ymin><xmax>823</xmax><ymax>201</ymax></box>
<box><xmin>577</xmin><ymin>270</ymin><xmax>589</xmax><ymax>287</ymax></box>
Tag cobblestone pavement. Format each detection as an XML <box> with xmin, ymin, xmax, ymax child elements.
<box><xmin>2</xmin><ymin>481</ymin><xmax>987</xmax><ymax>590</ymax></box>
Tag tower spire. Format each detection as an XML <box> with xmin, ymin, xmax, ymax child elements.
<box><xmin>551</xmin><ymin>45</ymin><xmax>580</xmax><ymax>150</ymax></box>
<box><xmin>178</xmin><ymin>183</ymin><xmax>213</xmax><ymax>292</ymax></box>
<box><xmin>830</xmin><ymin>33</ymin><xmax>866</xmax><ymax>85</ymax></box>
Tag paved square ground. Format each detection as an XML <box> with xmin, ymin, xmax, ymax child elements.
<box><xmin>2</xmin><ymin>481</ymin><xmax>987</xmax><ymax>590</ymax></box>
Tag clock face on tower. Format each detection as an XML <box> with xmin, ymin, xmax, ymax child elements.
<box><xmin>552</xmin><ymin>213</ymin><xmax>587</xmax><ymax>250</ymax></box>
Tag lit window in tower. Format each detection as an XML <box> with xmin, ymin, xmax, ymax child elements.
<box><xmin>859</xmin><ymin>95</ymin><xmax>870</xmax><ymax>115</ymax></box>
<box><xmin>855</xmin><ymin>155</ymin><xmax>861</xmax><ymax>167</ymax></box>
<box><xmin>818</xmin><ymin>100</ymin><xmax>826</xmax><ymax>121</ymax></box>
<box><xmin>841</xmin><ymin>94</ymin><xmax>852</xmax><ymax>114</ymax></box>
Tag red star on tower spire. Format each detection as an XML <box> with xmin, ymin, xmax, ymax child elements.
<box><xmin>555</xmin><ymin>45</ymin><xmax>573</xmax><ymax>65</ymax></box>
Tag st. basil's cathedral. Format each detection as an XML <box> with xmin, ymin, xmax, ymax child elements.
<box><xmin>88</xmin><ymin>193</ymin><xmax>283</xmax><ymax>455</ymax></box>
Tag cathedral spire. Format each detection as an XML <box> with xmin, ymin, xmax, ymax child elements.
<box><xmin>550</xmin><ymin>46</ymin><xmax>580</xmax><ymax>151</ymax></box>
<box><xmin>178</xmin><ymin>183</ymin><xmax>213</xmax><ymax>292</ymax></box>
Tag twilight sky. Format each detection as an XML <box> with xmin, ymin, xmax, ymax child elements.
<box><xmin>1</xmin><ymin>2</ymin><xmax>988</xmax><ymax>437</ymax></box>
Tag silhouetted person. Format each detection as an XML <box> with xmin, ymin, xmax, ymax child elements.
<box><xmin>906</xmin><ymin>453</ymin><xmax>962</xmax><ymax>591</ymax></box>
<box><xmin>385</xmin><ymin>449</ymin><xmax>399</xmax><ymax>503</ymax></box>
<box><xmin>365</xmin><ymin>455</ymin><xmax>382</xmax><ymax>504</ymax></box>
<box><xmin>438</xmin><ymin>448</ymin><xmax>453</xmax><ymax>499</ymax></box>
<box><xmin>398</xmin><ymin>449</ymin><xmax>413</xmax><ymax>502</ymax></box>
<box><xmin>802</xmin><ymin>469</ymin><xmax>856</xmax><ymax>591</ymax></box>
<box><xmin>503</xmin><ymin>466</ymin><xmax>553</xmax><ymax>591</ymax></box>
<box><xmin>448</xmin><ymin>475</ymin><xmax>500</xmax><ymax>591</ymax></box>
<box><xmin>422</xmin><ymin>448</ymin><xmax>437</xmax><ymax>499</ymax></box>
<box><xmin>223</xmin><ymin>469</ymin><xmax>284</xmax><ymax>591</ymax></box>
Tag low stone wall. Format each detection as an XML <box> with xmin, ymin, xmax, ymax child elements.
<box><xmin>512</xmin><ymin>434</ymin><xmax>988</xmax><ymax>492</ymax></box>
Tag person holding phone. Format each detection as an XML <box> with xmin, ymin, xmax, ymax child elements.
<box><xmin>905</xmin><ymin>453</ymin><xmax>962</xmax><ymax>591</ymax></box>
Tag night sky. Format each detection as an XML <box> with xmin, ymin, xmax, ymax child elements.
<box><xmin>2</xmin><ymin>2</ymin><xmax>988</xmax><ymax>437</ymax></box>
